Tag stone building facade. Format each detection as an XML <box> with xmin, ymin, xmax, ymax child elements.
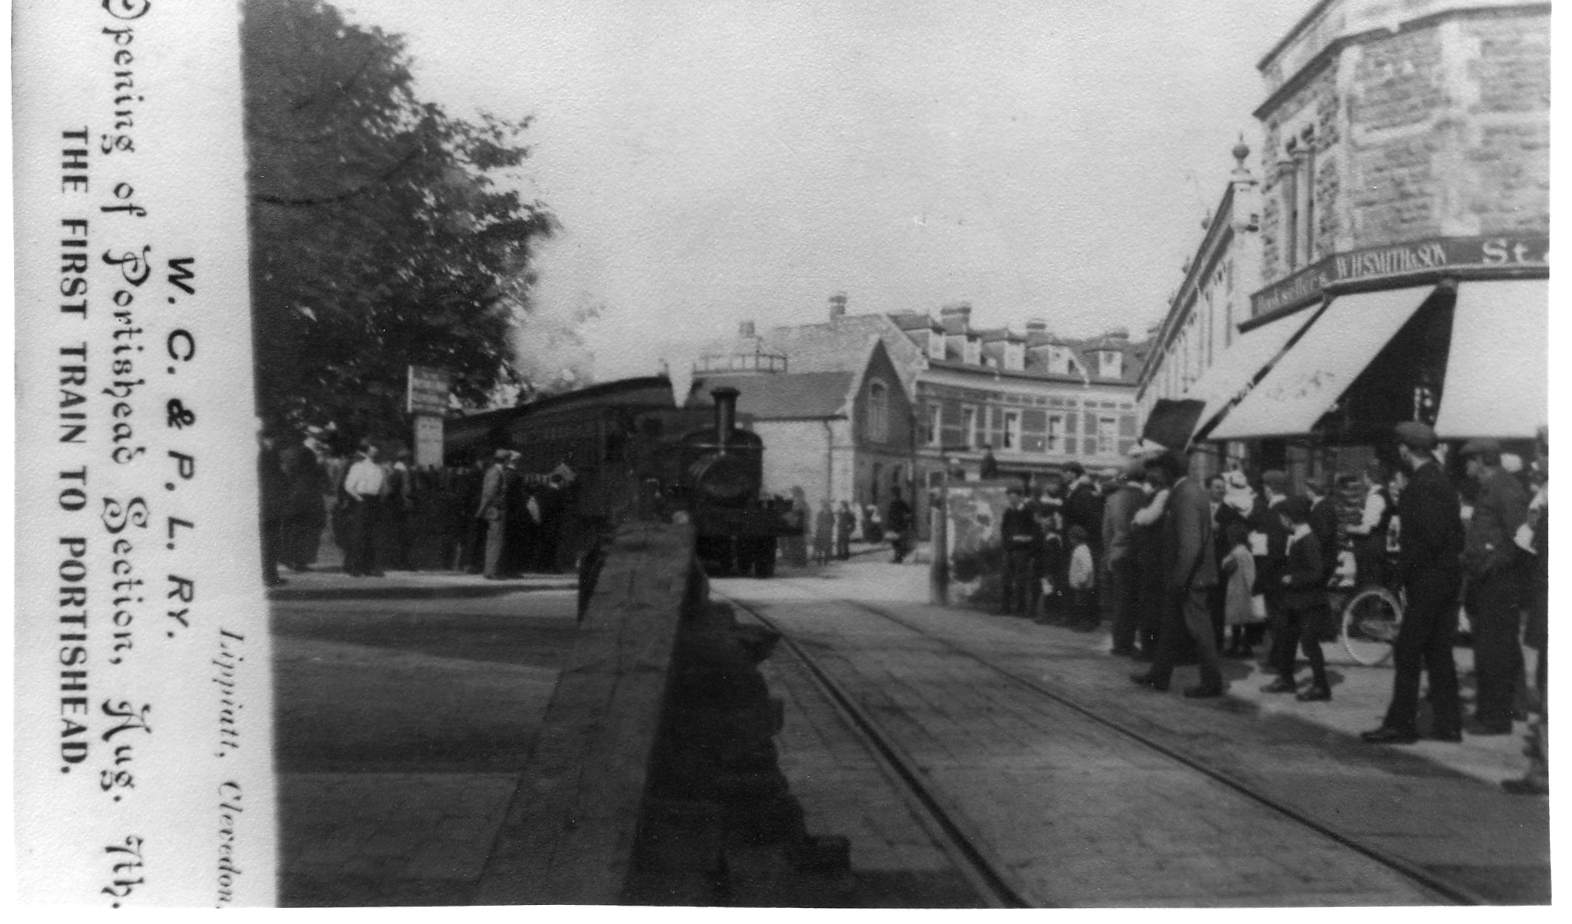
<box><xmin>698</xmin><ymin>296</ymin><xmax>1149</xmax><ymax>537</ymax></box>
<box><xmin>1146</xmin><ymin>0</ymin><xmax>1548</xmax><ymax>487</ymax></box>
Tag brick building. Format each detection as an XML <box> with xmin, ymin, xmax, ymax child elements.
<box><xmin>1148</xmin><ymin>0</ymin><xmax>1548</xmax><ymax>483</ymax></box>
<box><xmin>698</xmin><ymin>295</ymin><xmax>1149</xmax><ymax>536</ymax></box>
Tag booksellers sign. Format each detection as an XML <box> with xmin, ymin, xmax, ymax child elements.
<box><xmin>1251</xmin><ymin>234</ymin><xmax>1549</xmax><ymax>317</ymax></box>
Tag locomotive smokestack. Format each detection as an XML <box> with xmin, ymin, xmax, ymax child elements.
<box><xmin>712</xmin><ymin>386</ymin><xmax>739</xmax><ymax>452</ymax></box>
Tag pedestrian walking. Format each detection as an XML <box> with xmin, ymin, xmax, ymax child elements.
<box><xmin>1131</xmin><ymin>450</ymin><xmax>1225</xmax><ymax>698</ymax></box>
<box><xmin>1260</xmin><ymin>498</ymin><xmax>1332</xmax><ymax>701</ymax></box>
<box><xmin>887</xmin><ymin>487</ymin><xmax>914</xmax><ymax>564</ymax></box>
<box><xmin>835</xmin><ymin>500</ymin><xmax>856</xmax><ymax>560</ymax></box>
<box><xmin>813</xmin><ymin>500</ymin><xmax>835</xmax><ymax>565</ymax></box>
<box><xmin>1362</xmin><ymin>422</ymin><xmax>1465</xmax><ymax>745</ymax></box>
<box><xmin>477</xmin><ymin>449</ymin><xmax>510</xmax><ymax>579</ymax></box>
<box><xmin>1306</xmin><ymin>478</ymin><xmax>1340</xmax><ymax>590</ymax></box>
<box><xmin>1459</xmin><ymin>437</ymin><xmax>1529</xmax><ymax>736</ymax></box>
<box><xmin>341</xmin><ymin>440</ymin><xmax>387</xmax><ymax>578</ymax></box>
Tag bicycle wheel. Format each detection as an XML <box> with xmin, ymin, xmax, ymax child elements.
<box><xmin>1341</xmin><ymin>586</ymin><xmax>1402</xmax><ymax>666</ymax></box>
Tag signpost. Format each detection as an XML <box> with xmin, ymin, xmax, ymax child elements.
<box><xmin>407</xmin><ymin>365</ymin><xmax>450</xmax><ymax>467</ymax></box>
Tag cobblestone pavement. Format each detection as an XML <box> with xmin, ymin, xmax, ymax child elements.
<box><xmin>718</xmin><ymin>556</ymin><xmax>1552</xmax><ymax>906</ymax></box>
<box><xmin>269</xmin><ymin>575</ymin><xmax>577</xmax><ymax>905</ymax></box>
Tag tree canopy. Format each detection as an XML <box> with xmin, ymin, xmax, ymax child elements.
<box><xmin>242</xmin><ymin>0</ymin><xmax>556</xmax><ymax>437</ymax></box>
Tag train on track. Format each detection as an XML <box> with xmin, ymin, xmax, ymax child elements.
<box><xmin>444</xmin><ymin>376</ymin><xmax>798</xmax><ymax>576</ymax></box>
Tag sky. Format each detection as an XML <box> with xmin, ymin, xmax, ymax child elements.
<box><xmin>337</xmin><ymin>0</ymin><xmax>1316</xmax><ymax>383</ymax></box>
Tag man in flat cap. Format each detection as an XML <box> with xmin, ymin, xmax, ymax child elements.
<box><xmin>477</xmin><ymin>448</ymin><xmax>513</xmax><ymax>579</ymax></box>
<box><xmin>1459</xmin><ymin>437</ymin><xmax>1529</xmax><ymax>735</ymax></box>
<box><xmin>1363</xmin><ymin>422</ymin><xmax>1466</xmax><ymax>744</ymax></box>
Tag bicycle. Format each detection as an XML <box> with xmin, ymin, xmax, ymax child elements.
<box><xmin>1325</xmin><ymin>550</ymin><xmax>1404</xmax><ymax>667</ymax></box>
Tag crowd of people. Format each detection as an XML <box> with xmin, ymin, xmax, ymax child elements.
<box><xmin>256</xmin><ymin>427</ymin><xmax>574</xmax><ymax>584</ymax></box>
<box><xmin>993</xmin><ymin>422</ymin><xmax>1549</xmax><ymax>795</ymax></box>
<box><xmin>781</xmin><ymin>490</ymin><xmax>917</xmax><ymax>567</ymax></box>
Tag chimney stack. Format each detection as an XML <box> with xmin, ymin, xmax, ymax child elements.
<box><xmin>1025</xmin><ymin>318</ymin><xmax>1048</xmax><ymax>333</ymax></box>
<box><xmin>829</xmin><ymin>292</ymin><xmax>847</xmax><ymax>322</ymax></box>
<box><xmin>739</xmin><ymin>320</ymin><xmax>756</xmax><ymax>338</ymax></box>
<box><xmin>938</xmin><ymin>301</ymin><xmax>972</xmax><ymax>335</ymax></box>
<box><xmin>711</xmin><ymin>387</ymin><xmax>739</xmax><ymax>450</ymax></box>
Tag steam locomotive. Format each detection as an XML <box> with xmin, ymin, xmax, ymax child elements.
<box><xmin>443</xmin><ymin>376</ymin><xmax>798</xmax><ymax>576</ymax></box>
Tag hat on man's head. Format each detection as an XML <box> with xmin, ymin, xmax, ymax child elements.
<box><xmin>1394</xmin><ymin>421</ymin><xmax>1438</xmax><ymax>451</ymax></box>
<box><xmin>1459</xmin><ymin>437</ymin><xmax>1501</xmax><ymax>459</ymax></box>
<box><xmin>1261</xmin><ymin>469</ymin><xmax>1288</xmax><ymax>492</ymax></box>
<box><xmin>494</xmin><ymin>448</ymin><xmax>511</xmax><ymax>460</ymax></box>
<box><xmin>1122</xmin><ymin>457</ymin><xmax>1148</xmax><ymax>480</ymax></box>
<box><xmin>1065</xmin><ymin>461</ymin><xmax>1086</xmax><ymax>477</ymax></box>
<box><xmin>1278</xmin><ymin>496</ymin><xmax>1311</xmax><ymax>523</ymax></box>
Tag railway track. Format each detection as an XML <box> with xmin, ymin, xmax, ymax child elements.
<box><xmin>719</xmin><ymin>583</ymin><xmax>1488</xmax><ymax>908</ymax></box>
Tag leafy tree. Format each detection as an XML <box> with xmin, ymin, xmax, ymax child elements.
<box><xmin>242</xmin><ymin>0</ymin><xmax>556</xmax><ymax>437</ymax></box>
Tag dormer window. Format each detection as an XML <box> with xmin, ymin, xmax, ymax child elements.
<box><xmin>963</xmin><ymin>338</ymin><xmax>981</xmax><ymax>365</ymax></box>
<box><xmin>1004</xmin><ymin>341</ymin><xmax>1025</xmax><ymax>371</ymax></box>
<box><xmin>927</xmin><ymin>329</ymin><xmax>946</xmax><ymax>360</ymax></box>
<box><xmin>1098</xmin><ymin>350</ymin><xmax>1123</xmax><ymax>378</ymax></box>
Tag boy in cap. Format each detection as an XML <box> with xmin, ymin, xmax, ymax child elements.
<box><xmin>1459</xmin><ymin>437</ymin><xmax>1529</xmax><ymax>735</ymax></box>
<box><xmin>1260</xmin><ymin>497</ymin><xmax>1332</xmax><ymax>700</ymax></box>
<box><xmin>1363</xmin><ymin>422</ymin><xmax>1465</xmax><ymax>744</ymax></box>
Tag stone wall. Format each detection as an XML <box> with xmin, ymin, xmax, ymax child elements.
<box><xmin>1257</xmin><ymin>7</ymin><xmax>1549</xmax><ymax>286</ymax></box>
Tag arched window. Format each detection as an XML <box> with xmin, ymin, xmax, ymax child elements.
<box><xmin>867</xmin><ymin>380</ymin><xmax>889</xmax><ymax>441</ymax></box>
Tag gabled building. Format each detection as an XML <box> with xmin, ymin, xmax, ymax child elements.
<box><xmin>697</xmin><ymin>295</ymin><xmax>1149</xmax><ymax>535</ymax></box>
<box><xmin>688</xmin><ymin>334</ymin><xmax>914</xmax><ymax>520</ymax></box>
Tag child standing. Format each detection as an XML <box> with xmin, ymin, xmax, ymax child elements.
<box><xmin>1066</xmin><ymin>524</ymin><xmax>1096</xmax><ymax>629</ymax></box>
<box><xmin>1220</xmin><ymin>521</ymin><xmax>1257</xmax><ymax>657</ymax></box>
<box><xmin>1260</xmin><ymin>498</ymin><xmax>1332</xmax><ymax>701</ymax></box>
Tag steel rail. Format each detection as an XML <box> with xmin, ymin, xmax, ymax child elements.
<box><xmin>822</xmin><ymin>592</ymin><xmax>1489</xmax><ymax>907</ymax></box>
<box><xmin>720</xmin><ymin>593</ymin><xmax>1035</xmax><ymax>909</ymax></box>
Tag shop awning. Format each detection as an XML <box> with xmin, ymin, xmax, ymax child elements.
<box><xmin>1140</xmin><ymin>398</ymin><xmax>1205</xmax><ymax>452</ymax></box>
<box><xmin>1178</xmin><ymin>310</ymin><xmax>1317</xmax><ymax>439</ymax></box>
<box><xmin>1208</xmin><ymin>284</ymin><xmax>1436</xmax><ymax>441</ymax></box>
<box><xmin>1433</xmin><ymin>279</ymin><xmax>1547</xmax><ymax>439</ymax></box>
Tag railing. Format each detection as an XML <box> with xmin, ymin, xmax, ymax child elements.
<box><xmin>693</xmin><ymin>350</ymin><xmax>788</xmax><ymax>374</ymax></box>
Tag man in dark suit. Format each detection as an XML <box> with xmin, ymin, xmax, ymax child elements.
<box><xmin>1363</xmin><ymin>422</ymin><xmax>1466</xmax><ymax>744</ymax></box>
<box><xmin>1254</xmin><ymin>470</ymin><xmax>1295</xmax><ymax>672</ymax></box>
<box><xmin>1459</xmin><ymin>437</ymin><xmax>1529</xmax><ymax>735</ymax></box>
<box><xmin>998</xmin><ymin>485</ymin><xmax>1042</xmax><ymax>616</ymax></box>
<box><xmin>1131</xmin><ymin>450</ymin><xmax>1225</xmax><ymax>698</ymax></box>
